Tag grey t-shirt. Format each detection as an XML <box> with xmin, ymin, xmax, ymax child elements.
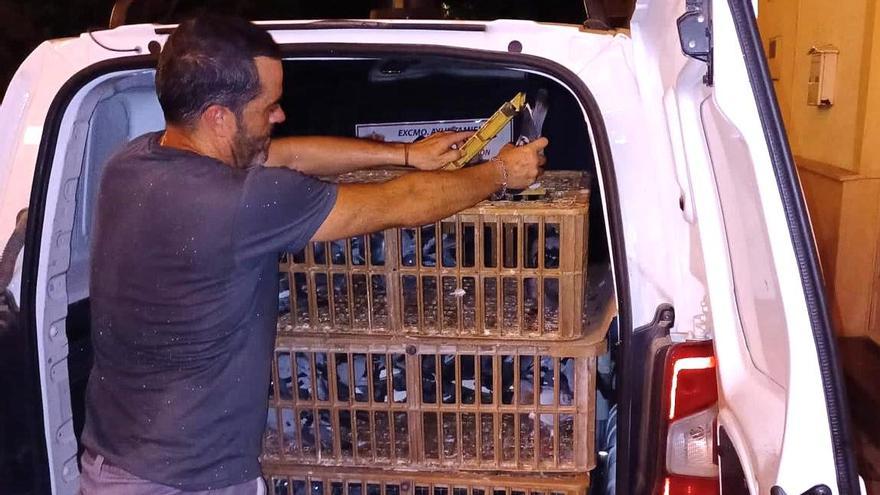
<box><xmin>81</xmin><ymin>132</ymin><xmax>337</xmax><ymax>490</ymax></box>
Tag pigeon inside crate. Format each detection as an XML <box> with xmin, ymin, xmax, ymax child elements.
<box><xmin>279</xmin><ymin>171</ymin><xmax>590</xmax><ymax>339</ymax></box>
<box><xmin>416</xmin><ymin>352</ymin><xmax>591</xmax><ymax>470</ymax></box>
<box><xmin>263</xmin><ymin>341</ymin><xmax>595</xmax><ymax>471</ymax></box>
<box><xmin>264</xmin><ymin>348</ymin><xmax>411</xmax><ymax>465</ymax></box>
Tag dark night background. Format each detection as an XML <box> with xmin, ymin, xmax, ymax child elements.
<box><xmin>0</xmin><ymin>0</ymin><xmax>633</xmax><ymax>96</ymax></box>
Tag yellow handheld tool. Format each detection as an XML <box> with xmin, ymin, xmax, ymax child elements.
<box><xmin>443</xmin><ymin>92</ymin><xmax>527</xmax><ymax>170</ymax></box>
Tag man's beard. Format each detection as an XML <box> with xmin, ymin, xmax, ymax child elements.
<box><xmin>232</xmin><ymin>123</ymin><xmax>271</xmax><ymax>168</ymax></box>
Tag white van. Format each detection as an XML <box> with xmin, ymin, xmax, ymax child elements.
<box><xmin>0</xmin><ymin>1</ymin><xmax>862</xmax><ymax>494</ymax></box>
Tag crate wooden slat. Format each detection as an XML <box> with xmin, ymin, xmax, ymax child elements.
<box><xmin>263</xmin><ymin>338</ymin><xmax>599</xmax><ymax>473</ymax></box>
<box><xmin>279</xmin><ymin>171</ymin><xmax>591</xmax><ymax>341</ymax></box>
<box><xmin>262</xmin><ymin>465</ymin><xmax>590</xmax><ymax>495</ymax></box>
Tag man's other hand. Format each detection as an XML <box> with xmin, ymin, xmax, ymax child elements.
<box><xmin>496</xmin><ymin>137</ymin><xmax>549</xmax><ymax>189</ymax></box>
<box><xmin>408</xmin><ymin>131</ymin><xmax>471</xmax><ymax>170</ymax></box>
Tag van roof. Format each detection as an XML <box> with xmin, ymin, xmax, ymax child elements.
<box><xmin>106</xmin><ymin>0</ymin><xmax>633</xmax><ymax>29</ymax></box>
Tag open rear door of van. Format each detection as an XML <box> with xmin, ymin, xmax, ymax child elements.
<box><xmin>628</xmin><ymin>0</ymin><xmax>860</xmax><ymax>493</ymax></box>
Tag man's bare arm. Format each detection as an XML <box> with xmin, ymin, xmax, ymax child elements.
<box><xmin>266</xmin><ymin>132</ymin><xmax>470</xmax><ymax>176</ymax></box>
<box><xmin>311</xmin><ymin>139</ymin><xmax>548</xmax><ymax>242</ymax></box>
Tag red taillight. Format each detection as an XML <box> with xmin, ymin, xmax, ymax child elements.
<box><xmin>662</xmin><ymin>475</ymin><xmax>721</xmax><ymax>495</ymax></box>
<box><xmin>658</xmin><ymin>341</ymin><xmax>719</xmax><ymax>495</ymax></box>
<box><xmin>669</xmin><ymin>355</ymin><xmax>717</xmax><ymax>420</ymax></box>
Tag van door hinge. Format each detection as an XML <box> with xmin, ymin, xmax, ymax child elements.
<box><xmin>677</xmin><ymin>0</ymin><xmax>713</xmax><ymax>85</ymax></box>
<box><xmin>582</xmin><ymin>0</ymin><xmax>612</xmax><ymax>30</ymax></box>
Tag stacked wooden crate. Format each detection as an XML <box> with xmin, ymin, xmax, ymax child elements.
<box><xmin>264</xmin><ymin>171</ymin><xmax>609</xmax><ymax>495</ymax></box>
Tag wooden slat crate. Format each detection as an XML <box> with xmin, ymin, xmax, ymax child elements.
<box><xmin>262</xmin><ymin>465</ymin><xmax>590</xmax><ymax>495</ymax></box>
<box><xmin>263</xmin><ymin>337</ymin><xmax>598</xmax><ymax>473</ymax></box>
<box><xmin>277</xmin><ymin>171</ymin><xmax>591</xmax><ymax>341</ymax></box>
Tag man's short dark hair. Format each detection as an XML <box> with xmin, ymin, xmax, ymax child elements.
<box><xmin>155</xmin><ymin>15</ymin><xmax>282</xmax><ymax>127</ymax></box>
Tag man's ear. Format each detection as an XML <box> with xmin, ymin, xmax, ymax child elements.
<box><xmin>200</xmin><ymin>104</ymin><xmax>238</xmax><ymax>139</ymax></box>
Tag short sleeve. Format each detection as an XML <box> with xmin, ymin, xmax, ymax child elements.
<box><xmin>234</xmin><ymin>166</ymin><xmax>337</xmax><ymax>261</ymax></box>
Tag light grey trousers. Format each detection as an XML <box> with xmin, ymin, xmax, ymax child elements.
<box><xmin>77</xmin><ymin>450</ymin><xmax>267</xmax><ymax>495</ymax></box>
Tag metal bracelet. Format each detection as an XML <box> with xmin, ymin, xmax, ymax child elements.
<box><xmin>491</xmin><ymin>157</ymin><xmax>508</xmax><ymax>196</ymax></box>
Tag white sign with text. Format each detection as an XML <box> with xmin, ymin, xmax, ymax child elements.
<box><xmin>355</xmin><ymin>118</ymin><xmax>513</xmax><ymax>162</ymax></box>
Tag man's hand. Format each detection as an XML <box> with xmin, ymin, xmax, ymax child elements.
<box><xmin>406</xmin><ymin>131</ymin><xmax>471</xmax><ymax>170</ymax></box>
<box><xmin>495</xmin><ymin>137</ymin><xmax>549</xmax><ymax>189</ymax></box>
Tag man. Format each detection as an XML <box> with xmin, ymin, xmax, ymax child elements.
<box><xmin>79</xmin><ymin>15</ymin><xmax>547</xmax><ymax>495</ymax></box>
